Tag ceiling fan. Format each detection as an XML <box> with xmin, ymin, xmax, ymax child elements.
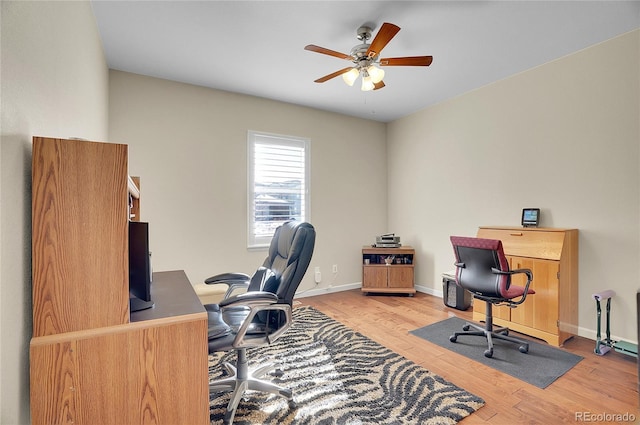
<box><xmin>304</xmin><ymin>22</ymin><xmax>433</xmax><ymax>92</ymax></box>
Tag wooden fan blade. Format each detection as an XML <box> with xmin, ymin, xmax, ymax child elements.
<box><xmin>314</xmin><ymin>67</ymin><xmax>354</xmax><ymax>83</ymax></box>
<box><xmin>373</xmin><ymin>81</ymin><xmax>385</xmax><ymax>90</ymax></box>
<box><xmin>366</xmin><ymin>22</ymin><xmax>400</xmax><ymax>58</ymax></box>
<box><xmin>379</xmin><ymin>56</ymin><xmax>433</xmax><ymax>67</ymax></box>
<box><xmin>305</xmin><ymin>44</ymin><xmax>352</xmax><ymax>60</ymax></box>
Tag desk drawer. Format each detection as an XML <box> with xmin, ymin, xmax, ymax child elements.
<box><xmin>477</xmin><ymin>228</ymin><xmax>565</xmax><ymax>260</ymax></box>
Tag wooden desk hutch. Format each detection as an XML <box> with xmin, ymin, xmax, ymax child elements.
<box><xmin>29</xmin><ymin>137</ymin><xmax>209</xmax><ymax>425</ymax></box>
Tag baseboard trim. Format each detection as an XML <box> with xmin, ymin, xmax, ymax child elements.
<box><xmin>295</xmin><ymin>282</ymin><xmax>440</xmax><ymax>299</ymax></box>
<box><xmin>415</xmin><ymin>284</ymin><xmax>442</xmax><ymax>297</ymax></box>
<box><xmin>294</xmin><ymin>282</ymin><xmax>362</xmax><ymax>299</ymax></box>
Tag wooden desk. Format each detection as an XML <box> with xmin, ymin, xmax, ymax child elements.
<box><xmin>474</xmin><ymin>226</ymin><xmax>579</xmax><ymax>346</ymax></box>
<box><xmin>30</xmin><ymin>270</ymin><xmax>209</xmax><ymax>425</ymax></box>
<box><xmin>131</xmin><ymin>270</ymin><xmax>206</xmax><ymax>322</ymax></box>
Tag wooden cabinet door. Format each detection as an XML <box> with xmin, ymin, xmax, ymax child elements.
<box><xmin>509</xmin><ymin>257</ymin><xmax>559</xmax><ymax>334</ymax></box>
<box><xmin>508</xmin><ymin>257</ymin><xmax>534</xmax><ymax>327</ymax></box>
<box><xmin>494</xmin><ymin>302</ymin><xmax>511</xmax><ymax>321</ymax></box>
<box><xmin>473</xmin><ymin>298</ymin><xmax>510</xmax><ymax>321</ymax></box>
<box><xmin>363</xmin><ymin>267</ymin><xmax>388</xmax><ymax>289</ymax></box>
<box><xmin>388</xmin><ymin>266</ymin><xmax>413</xmax><ymax>288</ymax></box>
<box><xmin>474</xmin><ymin>299</ymin><xmax>511</xmax><ymax>321</ymax></box>
<box><xmin>481</xmin><ymin>256</ymin><xmax>514</xmax><ymax>321</ymax></box>
<box><xmin>531</xmin><ymin>259</ymin><xmax>560</xmax><ymax>334</ymax></box>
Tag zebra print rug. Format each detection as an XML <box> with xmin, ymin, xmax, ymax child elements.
<box><xmin>209</xmin><ymin>306</ymin><xmax>484</xmax><ymax>424</ymax></box>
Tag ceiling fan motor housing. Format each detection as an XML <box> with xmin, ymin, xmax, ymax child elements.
<box><xmin>350</xmin><ymin>44</ymin><xmax>374</xmax><ymax>66</ymax></box>
<box><xmin>356</xmin><ymin>26</ymin><xmax>372</xmax><ymax>41</ymax></box>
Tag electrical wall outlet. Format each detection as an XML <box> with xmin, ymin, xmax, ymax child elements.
<box><xmin>314</xmin><ymin>266</ymin><xmax>321</xmax><ymax>283</ymax></box>
<box><xmin>332</xmin><ymin>264</ymin><xmax>338</xmax><ymax>273</ymax></box>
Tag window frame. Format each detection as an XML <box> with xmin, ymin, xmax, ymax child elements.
<box><xmin>247</xmin><ymin>130</ymin><xmax>311</xmax><ymax>249</ymax></box>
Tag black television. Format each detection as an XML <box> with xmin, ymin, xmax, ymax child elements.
<box><xmin>521</xmin><ymin>208</ymin><xmax>540</xmax><ymax>227</ymax></box>
<box><xmin>129</xmin><ymin>221</ymin><xmax>154</xmax><ymax>312</ymax></box>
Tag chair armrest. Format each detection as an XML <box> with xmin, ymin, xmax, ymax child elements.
<box><xmin>509</xmin><ymin>268</ymin><xmax>533</xmax><ymax>284</ymax></box>
<box><xmin>491</xmin><ymin>267</ymin><xmax>534</xmax><ymax>305</ymax></box>
<box><xmin>204</xmin><ymin>272</ymin><xmax>251</xmax><ymax>300</ymax></box>
<box><xmin>204</xmin><ymin>272</ymin><xmax>250</xmax><ymax>285</ymax></box>
<box><xmin>219</xmin><ymin>290</ymin><xmax>278</xmax><ymax>308</ymax></box>
<box><xmin>219</xmin><ymin>291</ymin><xmax>292</xmax><ymax>348</ymax></box>
<box><xmin>233</xmin><ymin>303</ymin><xmax>292</xmax><ymax>348</ymax></box>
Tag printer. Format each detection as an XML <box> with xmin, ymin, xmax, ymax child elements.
<box><xmin>375</xmin><ymin>233</ymin><xmax>401</xmax><ymax>248</ymax></box>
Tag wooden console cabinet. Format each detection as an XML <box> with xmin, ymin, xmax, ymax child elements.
<box><xmin>362</xmin><ymin>246</ymin><xmax>415</xmax><ymax>295</ymax></box>
<box><xmin>30</xmin><ymin>137</ymin><xmax>208</xmax><ymax>424</ymax></box>
<box><xmin>474</xmin><ymin>226</ymin><xmax>579</xmax><ymax>346</ymax></box>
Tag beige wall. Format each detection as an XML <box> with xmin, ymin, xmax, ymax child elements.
<box><xmin>108</xmin><ymin>70</ymin><xmax>388</xmax><ymax>294</ymax></box>
<box><xmin>0</xmin><ymin>1</ymin><xmax>109</xmax><ymax>423</ymax></box>
<box><xmin>387</xmin><ymin>29</ymin><xmax>640</xmax><ymax>343</ymax></box>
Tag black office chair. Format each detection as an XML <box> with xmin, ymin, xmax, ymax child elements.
<box><xmin>449</xmin><ymin>236</ymin><xmax>534</xmax><ymax>358</ymax></box>
<box><xmin>204</xmin><ymin>221</ymin><xmax>315</xmax><ymax>424</ymax></box>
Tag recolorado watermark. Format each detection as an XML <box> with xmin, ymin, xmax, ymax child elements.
<box><xmin>575</xmin><ymin>411</ymin><xmax>636</xmax><ymax>422</ymax></box>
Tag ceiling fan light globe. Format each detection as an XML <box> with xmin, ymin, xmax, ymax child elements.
<box><xmin>367</xmin><ymin>65</ymin><xmax>385</xmax><ymax>84</ymax></box>
<box><xmin>342</xmin><ymin>68</ymin><xmax>359</xmax><ymax>86</ymax></box>
<box><xmin>361</xmin><ymin>75</ymin><xmax>375</xmax><ymax>91</ymax></box>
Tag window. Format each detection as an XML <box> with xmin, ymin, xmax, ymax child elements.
<box><xmin>247</xmin><ymin>131</ymin><xmax>310</xmax><ymax>248</ymax></box>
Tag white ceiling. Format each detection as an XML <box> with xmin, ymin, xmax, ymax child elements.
<box><xmin>90</xmin><ymin>1</ymin><xmax>640</xmax><ymax>123</ymax></box>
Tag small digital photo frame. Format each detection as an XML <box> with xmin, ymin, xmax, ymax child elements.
<box><xmin>521</xmin><ymin>208</ymin><xmax>540</xmax><ymax>227</ymax></box>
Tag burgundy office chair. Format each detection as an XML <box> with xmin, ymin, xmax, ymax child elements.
<box><xmin>449</xmin><ymin>236</ymin><xmax>534</xmax><ymax>358</ymax></box>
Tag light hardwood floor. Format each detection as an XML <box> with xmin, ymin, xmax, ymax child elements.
<box><xmin>296</xmin><ymin>290</ymin><xmax>638</xmax><ymax>424</ymax></box>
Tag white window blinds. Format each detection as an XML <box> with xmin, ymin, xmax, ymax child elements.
<box><xmin>247</xmin><ymin>131</ymin><xmax>310</xmax><ymax>248</ymax></box>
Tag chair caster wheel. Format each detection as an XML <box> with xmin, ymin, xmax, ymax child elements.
<box><xmin>288</xmin><ymin>400</ymin><xmax>297</xmax><ymax>409</ymax></box>
<box><xmin>449</xmin><ymin>335</ymin><xmax>457</xmax><ymax>343</ymax></box>
<box><xmin>462</xmin><ymin>325</ymin><xmax>470</xmax><ymax>331</ymax></box>
<box><xmin>519</xmin><ymin>345</ymin><xmax>529</xmax><ymax>354</ymax></box>
<box><xmin>484</xmin><ymin>349</ymin><xmax>493</xmax><ymax>358</ymax></box>
<box><xmin>273</xmin><ymin>368</ymin><xmax>284</xmax><ymax>378</ymax></box>
<box><xmin>501</xmin><ymin>330</ymin><xmax>509</xmax><ymax>336</ymax></box>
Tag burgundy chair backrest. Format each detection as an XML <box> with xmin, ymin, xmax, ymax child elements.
<box><xmin>450</xmin><ymin>236</ymin><xmax>510</xmax><ymax>298</ymax></box>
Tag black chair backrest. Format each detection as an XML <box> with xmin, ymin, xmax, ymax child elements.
<box><xmin>450</xmin><ymin>236</ymin><xmax>510</xmax><ymax>298</ymax></box>
<box><xmin>253</xmin><ymin>221</ymin><xmax>316</xmax><ymax>305</ymax></box>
